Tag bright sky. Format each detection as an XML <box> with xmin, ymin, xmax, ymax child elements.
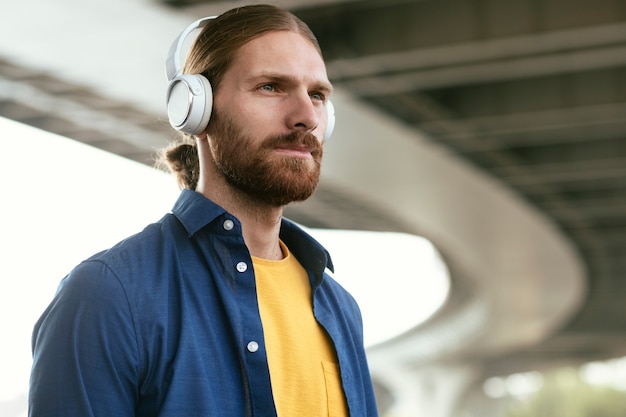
<box><xmin>0</xmin><ymin>117</ymin><xmax>449</xmax><ymax>416</ymax></box>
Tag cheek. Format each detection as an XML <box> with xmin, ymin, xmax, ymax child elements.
<box><xmin>216</xmin><ymin>101</ymin><xmax>257</xmax><ymax>136</ymax></box>
<box><xmin>216</xmin><ymin>89</ymin><xmax>283</xmax><ymax>138</ymax></box>
<box><xmin>236</xmin><ymin>104</ymin><xmax>279</xmax><ymax>137</ymax></box>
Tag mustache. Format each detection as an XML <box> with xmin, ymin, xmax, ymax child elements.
<box><xmin>263</xmin><ymin>131</ymin><xmax>323</xmax><ymax>156</ymax></box>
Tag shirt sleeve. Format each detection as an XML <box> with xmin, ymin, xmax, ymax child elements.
<box><xmin>29</xmin><ymin>260</ymin><xmax>140</xmax><ymax>417</ymax></box>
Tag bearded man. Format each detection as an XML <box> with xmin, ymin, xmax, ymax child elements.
<box><xmin>29</xmin><ymin>4</ymin><xmax>378</xmax><ymax>417</ymax></box>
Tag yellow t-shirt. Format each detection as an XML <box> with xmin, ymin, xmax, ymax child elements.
<box><xmin>252</xmin><ymin>241</ymin><xmax>348</xmax><ymax>417</ymax></box>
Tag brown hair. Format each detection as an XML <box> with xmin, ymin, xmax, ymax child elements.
<box><xmin>157</xmin><ymin>4</ymin><xmax>322</xmax><ymax>190</ymax></box>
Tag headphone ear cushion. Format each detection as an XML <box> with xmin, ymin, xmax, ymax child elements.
<box><xmin>166</xmin><ymin>74</ymin><xmax>213</xmax><ymax>135</ymax></box>
<box><xmin>325</xmin><ymin>100</ymin><xmax>336</xmax><ymax>141</ymax></box>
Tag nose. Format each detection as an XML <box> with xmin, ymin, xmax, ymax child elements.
<box><xmin>286</xmin><ymin>91</ymin><xmax>320</xmax><ymax>136</ymax></box>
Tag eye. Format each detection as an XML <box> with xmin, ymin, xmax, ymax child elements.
<box><xmin>259</xmin><ymin>84</ymin><xmax>276</xmax><ymax>92</ymax></box>
<box><xmin>310</xmin><ymin>91</ymin><xmax>325</xmax><ymax>102</ymax></box>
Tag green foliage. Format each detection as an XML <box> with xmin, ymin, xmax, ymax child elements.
<box><xmin>505</xmin><ymin>368</ymin><xmax>626</xmax><ymax>417</ymax></box>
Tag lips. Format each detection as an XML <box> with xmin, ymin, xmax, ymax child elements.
<box><xmin>276</xmin><ymin>144</ymin><xmax>312</xmax><ymax>153</ymax></box>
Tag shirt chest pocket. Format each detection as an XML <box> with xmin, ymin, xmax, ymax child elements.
<box><xmin>322</xmin><ymin>361</ymin><xmax>349</xmax><ymax>417</ymax></box>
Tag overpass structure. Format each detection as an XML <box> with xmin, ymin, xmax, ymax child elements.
<box><xmin>1</xmin><ymin>0</ymin><xmax>624</xmax><ymax>415</ymax></box>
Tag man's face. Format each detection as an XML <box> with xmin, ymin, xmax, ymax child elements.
<box><xmin>207</xmin><ymin>30</ymin><xmax>333</xmax><ymax>206</ymax></box>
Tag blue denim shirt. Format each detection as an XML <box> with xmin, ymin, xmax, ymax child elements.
<box><xmin>30</xmin><ymin>190</ymin><xmax>378</xmax><ymax>417</ymax></box>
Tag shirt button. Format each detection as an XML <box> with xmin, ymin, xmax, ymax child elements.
<box><xmin>236</xmin><ymin>262</ymin><xmax>248</xmax><ymax>273</ymax></box>
<box><xmin>223</xmin><ymin>219</ymin><xmax>234</xmax><ymax>231</ymax></box>
<box><xmin>247</xmin><ymin>341</ymin><xmax>259</xmax><ymax>353</ymax></box>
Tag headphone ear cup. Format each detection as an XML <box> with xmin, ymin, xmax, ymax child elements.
<box><xmin>166</xmin><ymin>74</ymin><xmax>213</xmax><ymax>135</ymax></box>
<box><xmin>325</xmin><ymin>100</ymin><xmax>336</xmax><ymax>141</ymax></box>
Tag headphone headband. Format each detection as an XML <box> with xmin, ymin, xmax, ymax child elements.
<box><xmin>165</xmin><ymin>16</ymin><xmax>216</xmax><ymax>81</ymax></box>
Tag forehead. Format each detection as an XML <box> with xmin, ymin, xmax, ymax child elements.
<box><xmin>229</xmin><ymin>30</ymin><xmax>331</xmax><ymax>87</ymax></box>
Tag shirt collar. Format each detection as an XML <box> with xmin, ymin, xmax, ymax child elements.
<box><xmin>171</xmin><ymin>189</ymin><xmax>334</xmax><ymax>274</ymax></box>
<box><xmin>171</xmin><ymin>189</ymin><xmax>227</xmax><ymax>236</ymax></box>
<box><xmin>280</xmin><ymin>218</ymin><xmax>334</xmax><ymax>274</ymax></box>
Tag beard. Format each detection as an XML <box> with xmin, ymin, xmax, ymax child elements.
<box><xmin>207</xmin><ymin>110</ymin><xmax>323</xmax><ymax>207</ymax></box>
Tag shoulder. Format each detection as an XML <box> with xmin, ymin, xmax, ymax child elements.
<box><xmin>90</xmin><ymin>213</ymin><xmax>184</xmax><ymax>269</ymax></box>
<box><xmin>320</xmin><ymin>272</ymin><xmax>361</xmax><ymax>314</ymax></box>
<box><xmin>41</xmin><ymin>213</ymin><xmax>189</xmax><ymax>342</ymax></box>
<box><xmin>56</xmin><ymin>213</ymin><xmax>186</xmax><ymax>301</ymax></box>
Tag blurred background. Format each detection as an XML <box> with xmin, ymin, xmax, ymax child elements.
<box><xmin>1</xmin><ymin>0</ymin><xmax>626</xmax><ymax>416</ymax></box>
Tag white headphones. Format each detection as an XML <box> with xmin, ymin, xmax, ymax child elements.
<box><xmin>165</xmin><ymin>16</ymin><xmax>336</xmax><ymax>140</ymax></box>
